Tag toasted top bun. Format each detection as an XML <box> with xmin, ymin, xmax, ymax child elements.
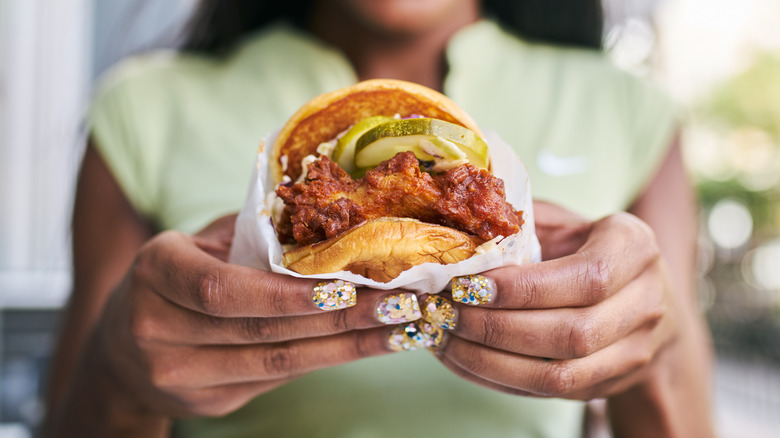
<box><xmin>282</xmin><ymin>218</ymin><xmax>484</xmax><ymax>283</ymax></box>
<box><xmin>271</xmin><ymin>79</ymin><xmax>482</xmax><ymax>183</ymax></box>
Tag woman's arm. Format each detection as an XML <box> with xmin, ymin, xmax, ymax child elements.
<box><xmin>611</xmin><ymin>135</ymin><xmax>714</xmax><ymax>436</ymax></box>
<box><xmin>44</xmin><ymin>143</ymin><xmax>165</xmax><ymax>435</ymax></box>
<box><xmin>47</xmin><ymin>144</ymin><xmax>152</xmax><ymax>407</ymax></box>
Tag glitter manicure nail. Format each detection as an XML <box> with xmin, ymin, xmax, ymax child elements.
<box><xmin>387</xmin><ymin>321</ymin><xmax>447</xmax><ymax>352</ymax></box>
<box><xmin>421</xmin><ymin>295</ymin><xmax>457</xmax><ymax>330</ymax></box>
<box><xmin>312</xmin><ymin>280</ymin><xmax>357</xmax><ymax>311</ymax></box>
<box><xmin>451</xmin><ymin>274</ymin><xmax>496</xmax><ymax>306</ymax></box>
<box><xmin>376</xmin><ymin>293</ymin><xmax>422</xmax><ymax>324</ymax></box>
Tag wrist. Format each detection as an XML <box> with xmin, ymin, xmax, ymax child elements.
<box><xmin>45</xmin><ymin>329</ymin><xmax>171</xmax><ymax>438</ymax></box>
<box><xmin>607</xmin><ymin>316</ymin><xmax>715</xmax><ymax>438</ymax></box>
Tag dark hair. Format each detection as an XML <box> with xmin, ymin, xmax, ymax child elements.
<box><xmin>183</xmin><ymin>0</ymin><xmax>603</xmax><ymax>55</ymax></box>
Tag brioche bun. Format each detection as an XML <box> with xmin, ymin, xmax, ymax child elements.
<box><xmin>271</xmin><ymin>79</ymin><xmax>482</xmax><ymax>183</ymax></box>
<box><xmin>282</xmin><ymin>218</ymin><xmax>483</xmax><ymax>282</ymax></box>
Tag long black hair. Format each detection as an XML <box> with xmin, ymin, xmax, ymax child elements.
<box><xmin>183</xmin><ymin>0</ymin><xmax>603</xmax><ymax>55</ymax></box>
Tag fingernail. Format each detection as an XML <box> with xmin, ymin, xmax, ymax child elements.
<box><xmin>387</xmin><ymin>322</ymin><xmax>447</xmax><ymax>352</ymax></box>
<box><xmin>376</xmin><ymin>293</ymin><xmax>421</xmax><ymax>324</ymax></box>
<box><xmin>420</xmin><ymin>295</ymin><xmax>457</xmax><ymax>330</ymax></box>
<box><xmin>312</xmin><ymin>280</ymin><xmax>357</xmax><ymax>311</ymax></box>
<box><xmin>451</xmin><ymin>275</ymin><xmax>496</xmax><ymax>306</ymax></box>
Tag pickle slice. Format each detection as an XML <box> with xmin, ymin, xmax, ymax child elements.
<box><xmin>332</xmin><ymin>116</ymin><xmax>396</xmax><ymax>174</ymax></box>
<box><xmin>354</xmin><ymin>118</ymin><xmax>489</xmax><ymax>171</ymax></box>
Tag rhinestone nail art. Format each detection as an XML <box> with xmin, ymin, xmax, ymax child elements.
<box><xmin>388</xmin><ymin>321</ymin><xmax>447</xmax><ymax>352</ymax></box>
<box><xmin>421</xmin><ymin>295</ymin><xmax>457</xmax><ymax>330</ymax></box>
<box><xmin>312</xmin><ymin>280</ymin><xmax>357</xmax><ymax>311</ymax></box>
<box><xmin>376</xmin><ymin>293</ymin><xmax>422</xmax><ymax>324</ymax></box>
<box><xmin>451</xmin><ymin>275</ymin><xmax>495</xmax><ymax>305</ymax></box>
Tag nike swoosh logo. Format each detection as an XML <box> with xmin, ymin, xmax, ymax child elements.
<box><xmin>537</xmin><ymin>149</ymin><xmax>590</xmax><ymax>176</ymax></box>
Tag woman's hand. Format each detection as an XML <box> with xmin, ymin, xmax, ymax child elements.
<box><xmin>434</xmin><ymin>202</ymin><xmax>677</xmax><ymax>400</ymax></box>
<box><xmin>49</xmin><ymin>215</ymin><xmax>413</xmax><ymax>436</ymax></box>
<box><xmin>427</xmin><ymin>138</ymin><xmax>715</xmax><ymax>437</ymax></box>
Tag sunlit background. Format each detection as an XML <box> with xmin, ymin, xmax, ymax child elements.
<box><xmin>1</xmin><ymin>1</ymin><xmax>779</xmax><ymax>437</ymax></box>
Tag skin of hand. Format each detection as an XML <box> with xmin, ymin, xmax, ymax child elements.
<box><xmin>438</xmin><ymin>203</ymin><xmax>675</xmax><ymax>397</ymax></box>
<box><xmin>435</xmin><ymin>140</ymin><xmax>715</xmax><ymax>437</ymax></box>
<box><xmin>44</xmin><ymin>147</ymin><xmax>399</xmax><ymax>437</ymax></box>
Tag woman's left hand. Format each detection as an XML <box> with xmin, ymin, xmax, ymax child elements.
<box><xmin>433</xmin><ymin>203</ymin><xmax>678</xmax><ymax>400</ymax></box>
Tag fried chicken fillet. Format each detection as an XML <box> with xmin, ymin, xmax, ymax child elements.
<box><xmin>276</xmin><ymin>151</ymin><xmax>524</xmax><ymax>247</ymax></box>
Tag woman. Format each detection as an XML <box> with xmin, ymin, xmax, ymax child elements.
<box><xmin>45</xmin><ymin>0</ymin><xmax>715</xmax><ymax>436</ymax></box>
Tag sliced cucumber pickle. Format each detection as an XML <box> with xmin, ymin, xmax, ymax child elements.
<box><xmin>354</xmin><ymin>118</ymin><xmax>489</xmax><ymax>171</ymax></box>
<box><xmin>332</xmin><ymin>116</ymin><xmax>396</xmax><ymax>174</ymax></box>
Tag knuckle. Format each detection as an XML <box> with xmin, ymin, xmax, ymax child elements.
<box><xmin>187</xmin><ymin>397</ymin><xmax>236</xmax><ymax>418</ymax></box>
<box><xmin>149</xmin><ymin>358</ymin><xmax>185</xmax><ymax>390</ymax></box>
<box><xmin>257</xmin><ymin>276</ymin><xmax>289</xmax><ymax>316</ymax></box>
<box><xmin>352</xmin><ymin>331</ymin><xmax>373</xmax><ymax>359</ymax></box>
<box><xmin>194</xmin><ymin>268</ymin><xmax>226</xmax><ymax>315</ymax></box>
<box><xmin>583</xmin><ymin>256</ymin><xmax>610</xmax><ymax>303</ymax></box>
<box><xmin>566</xmin><ymin>317</ymin><xmax>599</xmax><ymax>359</ymax></box>
<box><xmin>329</xmin><ymin>309</ymin><xmax>353</xmax><ymax>333</ymax></box>
<box><xmin>642</xmin><ymin>267</ymin><xmax>669</xmax><ymax>327</ymax></box>
<box><xmin>607</xmin><ymin>211</ymin><xmax>637</xmax><ymax>230</ymax></box>
<box><xmin>262</xmin><ymin>343</ymin><xmax>298</xmax><ymax>377</ymax></box>
<box><xmin>635</xmin><ymin>349</ymin><xmax>654</xmax><ymax>369</ymax></box>
<box><xmin>129</xmin><ymin>312</ymin><xmax>158</xmax><ymax>344</ymax></box>
<box><xmin>144</xmin><ymin>231</ymin><xmax>184</xmax><ymax>264</ymax></box>
<box><xmin>240</xmin><ymin>317</ymin><xmax>277</xmax><ymax>342</ymax></box>
<box><xmin>648</xmin><ymin>295</ymin><xmax>667</xmax><ymax>327</ymax></box>
<box><xmin>131</xmin><ymin>231</ymin><xmax>188</xmax><ymax>292</ymax></box>
<box><xmin>626</xmin><ymin>344</ymin><xmax>655</xmax><ymax>373</ymax></box>
<box><xmin>196</xmin><ymin>403</ymin><xmax>237</xmax><ymax>418</ymax></box>
<box><xmin>613</xmin><ymin>213</ymin><xmax>661</xmax><ymax>262</ymax></box>
<box><xmin>131</xmin><ymin>250</ymin><xmax>156</xmax><ymax>288</ymax></box>
<box><xmin>511</xmin><ymin>270</ymin><xmax>541</xmax><ymax>308</ymax></box>
<box><xmin>459</xmin><ymin>347</ymin><xmax>491</xmax><ymax>377</ymax></box>
<box><xmin>186</xmin><ymin>403</ymin><xmax>223</xmax><ymax>418</ymax></box>
<box><xmin>645</xmin><ymin>234</ymin><xmax>661</xmax><ymax>262</ymax></box>
<box><xmin>155</xmin><ymin>229</ymin><xmax>187</xmax><ymax>244</ymax></box>
<box><xmin>536</xmin><ymin>362</ymin><xmax>576</xmax><ymax>396</ymax></box>
<box><xmin>479</xmin><ymin>311</ymin><xmax>506</xmax><ymax>348</ymax></box>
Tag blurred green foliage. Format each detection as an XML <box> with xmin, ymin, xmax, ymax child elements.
<box><xmin>697</xmin><ymin>179</ymin><xmax>776</xmax><ymax>229</ymax></box>
<box><xmin>701</xmin><ymin>52</ymin><xmax>780</xmax><ymax>142</ymax></box>
<box><xmin>693</xmin><ymin>50</ymin><xmax>780</xmax><ymax>233</ymax></box>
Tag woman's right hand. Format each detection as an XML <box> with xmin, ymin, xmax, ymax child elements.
<box><xmin>52</xmin><ymin>215</ymin><xmax>403</xmax><ymax>435</ymax></box>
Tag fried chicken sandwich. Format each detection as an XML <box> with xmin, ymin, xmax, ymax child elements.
<box><xmin>269</xmin><ymin>79</ymin><xmax>525</xmax><ymax>282</ymax></box>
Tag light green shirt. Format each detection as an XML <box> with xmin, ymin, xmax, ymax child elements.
<box><xmin>89</xmin><ymin>19</ymin><xmax>675</xmax><ymax>438</ymax></box>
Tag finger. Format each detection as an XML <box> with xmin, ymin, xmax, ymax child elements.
<box><xmin>532</xmin><ymin>201</ymin><xmax>591</xmax><ymax>260</ymax></box>
<box><xmin>439</xmin><ymin>325</ymin><xmax>660</xmax><ymax>398</ymax></box>
<box><xmin>451</xmin><ymin>265</ymin><xmax>666</xmax><ymax>359</ymax></box>
<box><xmin>194</xmin><ymin>214</ymin><xmax>237</xmax><ymax>240</ymax></box>
<box><xmin>435</xmin><ymin>354</ymin><xmax>535</xmax><ymax>397</ymax></box>
<box><xmin>167</xmin><ymin>378</ymin><xmax>293</xmax><ymax>417</ymax></box>
<box><xmin>137</xmin><ymin>231</ymin><xmax>358</xmax><ymax>317</ymax></box>
<box><xmin>145</xmin><ymin>327</ymin><xmax>395</xmax><ymax>388</ymax></box>
<box><xmin>463</xmin><ymin>213</ymin><xmax>660</xmax><ymax>309</ymax></box>
<box><xmin>136</xmin><ymin>289</ymin><xmax>409</xmax><ymax>345</ymax></box>
<box><xmin>439</xmin><ymin>348</ymin><xmax>651</xmax><ymax>402</ymax></box>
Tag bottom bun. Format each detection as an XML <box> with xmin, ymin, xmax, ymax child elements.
<box><xmin>281</xmin><ymin>218</ymin><xmax>484</xmax><ymax>282</ymax></box>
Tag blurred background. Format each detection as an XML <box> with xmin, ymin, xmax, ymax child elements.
<box><xmin>0</xmin><ymin>0</ymin><xmax>778</xmax><ymax>437</ymax></box>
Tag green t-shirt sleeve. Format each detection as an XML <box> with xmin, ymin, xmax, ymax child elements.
<box><xmin>624</xmin><ymin>76</ymin><xmax>678</xmax><ymax>204</ymax></box>
<box><xmin>87</xmin><ymin>57</ymin><xmax>168</xmax><ymax>220</ymax></box>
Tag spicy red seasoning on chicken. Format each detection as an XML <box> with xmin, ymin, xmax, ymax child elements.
<box><xmin>275</xmin><ymin>151</ymin><xmax>524</xmax><ymax>246</ymax></box>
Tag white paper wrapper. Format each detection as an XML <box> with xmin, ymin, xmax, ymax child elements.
<box><xmin>230</xmin><ymin>130</ymin><xmax>541</xmax><ymax>293</ymax></box>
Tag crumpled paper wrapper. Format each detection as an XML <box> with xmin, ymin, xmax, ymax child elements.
<box><xmin>230</xmin><ymin>130</ymin><xmax>541</xmax><ymax>293</ymax></box>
